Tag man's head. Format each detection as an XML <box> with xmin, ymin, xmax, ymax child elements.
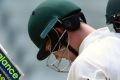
<box><xmin>28</xmin><ymin>0</ymin><xmax>87</xmax><ymax>61</ymax></box>
<box><xmin>106</xmin><ymin>0</ymin><xmax>120</xmax><ymax>32</ymax></box>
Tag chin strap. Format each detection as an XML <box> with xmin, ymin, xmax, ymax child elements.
<box><xmin>68</xmin><ymin>45</ymin><xmax>78</xmax><ymax>56</ymax></box>
<box><xmin>62</xmin><ymin>39</ymin><xmax>78</xmax><ymax>57</ymax></box>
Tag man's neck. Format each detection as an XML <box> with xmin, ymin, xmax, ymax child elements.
<box><xmin>68</xmin><ymin>23</ymin><xmax>95</xmax><ymax>52</ymax></box>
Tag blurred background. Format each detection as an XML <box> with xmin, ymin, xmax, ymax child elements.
<box><xmin>0</xmin><ymin>0</ymin><xmax>109</xmax><ymax>80</ymax></box>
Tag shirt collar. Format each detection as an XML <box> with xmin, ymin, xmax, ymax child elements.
<box><xmin>79</xmin><ymin>27</ymin><xmax>110</xmax><ymax>54</ymax></box>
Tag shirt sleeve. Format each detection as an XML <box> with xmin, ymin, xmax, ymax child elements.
<box><xmin>67</xmin><ymin>57</ymin><xmax>110</xmax><ymax>80</ymax></box>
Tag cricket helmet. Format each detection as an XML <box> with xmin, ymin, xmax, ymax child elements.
<box><xmin>28</xmin><ymin>0</ymin><xmax>81</xmax><ymax>60</ymax></box>
<box><xmin>106</xmin><ymin>0</ymin><xmax>120</xmax><ymax>32</ymax></box>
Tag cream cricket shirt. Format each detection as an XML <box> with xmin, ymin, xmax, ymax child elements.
<box><xmin>67</xmin><ymin>27</ymin><xmax>120</xmax><ymax>80</ymax></box>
